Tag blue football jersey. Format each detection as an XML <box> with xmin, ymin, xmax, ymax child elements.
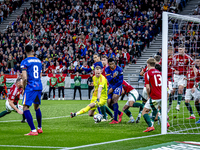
<box><xmin>21</xmin><ymin>57</ymin><xmax>43</xmax><ymax>91</ymax></box>
<box><xmin>105</xmin><ymin>65</ymin><xmax>123</xmax><ymax>90</ymax></box>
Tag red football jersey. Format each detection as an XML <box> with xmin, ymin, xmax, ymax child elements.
<box><xmin>173</xmin><ymin>53</ymin><xmax>194</xmax><ymax>75</ymax></box>
<box><xmin>122</xmin><ymin>80</ymin><xmax>134</xmax><ymax>95</ymax></box>
<box><xmin>145</xmin><ymin>68</ymin><xmax>162</xmax><ymax>100</ymax></box>
<box><xmin>196</xmin><ymin>69</ymin><xmax>200</xmax><ymax>84</ymax></box>
<box><xmin>186</xmin><ymin>67</ymin><xmax>196</xmax><ymax>89</ymax></box>
<box><xmin>143</xmin><ymin>66</ymin><xmax>148</xmax><ymax>73</ymax></box>
<box><xmin>8</xmin><ymin>83</ymin><xmax>23</xmax><ymax>105</ymax></box>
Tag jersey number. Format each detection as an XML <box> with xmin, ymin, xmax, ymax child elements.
<box><xmin>154</xmin><ymin>74</ymin><xmax>161</xmax><ymax>86</ymax></box>
<box><xmin>33</xmin><ymin>65</ymin><xmax>39</xmax><ymax>78</ymax></box>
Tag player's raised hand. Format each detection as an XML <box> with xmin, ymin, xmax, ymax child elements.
<box><xmin>113</xmin><ymin>72</ymin><xmax>117</xmax><ymax>78</ymax></box>
<box><xmin>17</xmin><ymin>110</ymin><xmax>23</xmax><ymax>115</ymax></box>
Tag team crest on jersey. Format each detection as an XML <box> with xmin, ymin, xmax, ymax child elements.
<box><xmin>115</xmin><ymin>71</ymin><xmax>119</xmax><ymax>76</ymax></box>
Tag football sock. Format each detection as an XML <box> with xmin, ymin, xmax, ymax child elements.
<box><xmin>100</xmin><ymin>105</ymin><xmax>107</xmax><ymax>119</ymax></box>
<box><xmin>143</xmin><ymin>114</ymin><xmax>152</xmax><ymax>127</ymax></box>
<box><xmin>76</xmin><ymin>106</ymin><xmax>91</xmax><ymax>116</ymax></box>
<box><xmin>195</xmin><ymin>103</ymin><xmax>200</xmax><ymax>116</ymax></box>
<box><xmin>177</xmin><ymin>94</ymin><xmax>182</xmax><ymax>105</ymax></box>
<box><xmin>113</xmin><ymin>103</ymin><xmax>118</xmax><ymax>121</ymax></box>
<box><xmin>0</xmin><ymin>110</ymin><xmax>10</xmax><ymax>118</ymax></box>
<box><xmin>169</xmin><ymin>94</ymin><xmax>172</xmax><ymax>106</ymax></box>
<box><xmin>22</xmin><ymin>114</ymin><xmax>26</xmax><ymax>120</ymax></box>
<box><xmin>24</xmin><ymin>110</ymin><xmax>36</xmax><ymax>131</ymax></box>
<box><xmin>35</xmin><ymin>108</ymin><xmax>42</xmax><ymax>128</ymax></box>
<box><xmin>105</xmin><ymin>106</ymin><xmax>113</xmax><ymax>117</ymax></box>
<box><xmin>124</xmin><ymin>109</ymin><xmax>132</xmax><ymax>118</ymax></box>
<box><xmin>133</xmin><ymin>102</ymin><xmax>144</xmax><ymax>113</ymax></box>
<box><xmin>109</xmin><ymin>105</ymin><xmax>121</xmax><ymax>115</ymax></box>
<box><xmin>185</xmin><ymin>102</ymin><xmax>194</xmax><ymax>115</ymax></box>
<box><xmin>151</xmin><ymin>109</ymin><xmax>158</xmax><ymax>122</ymax></box>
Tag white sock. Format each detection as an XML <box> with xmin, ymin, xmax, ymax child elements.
<box><xmin>32</xmin><ymin>129</ymin><xmax>37</xmax><ymax>132</ymax></box>
<box><xmin>130</xmin><ymin>116</ymin><xmax>134</xmax><ymax>120</ymax></box>
<box><xmin>38</xmin><ymin>127</ymin><xmax>42</xmax><ymax>130</ymax></box>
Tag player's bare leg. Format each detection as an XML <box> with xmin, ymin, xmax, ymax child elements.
<box><xmin>23</xmin><ymin>105</ymin><xmax>38</xmax><ymax>136</ymax></box>
<box><xmin>176</xmin><ymin>85</ymin><xmax>184</xmax><ymax>111</ymax></box>
<box><xmin>34</xmin><ymin>104</ymin><xmax>43</xmax><ymax>133</ymax></box>
<box><xmin>88</xmin><ymin>109</ymin><xmax>95</xmax><ymax>117</ymax></box>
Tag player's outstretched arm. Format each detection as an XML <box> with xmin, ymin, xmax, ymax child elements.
<box><xmin>97</xmin><ymin>86</ymin><xmax>103</xmax><ymax>101</ymax></box>
<box><xmin>8</xmin><ymin>99</ymin><xmax>23</xmax><ymax>114</ymax></box>
<box><xmin>146</xmin><ymin>84</ymin><xmax>150</xmax><ymax>98</ymax></box>
<box><xmin>22</xmin><ymin>70</ymin><xmax>27</xmax><ymax>90</ymax></box>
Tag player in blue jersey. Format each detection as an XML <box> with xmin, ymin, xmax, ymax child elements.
<box><xmin>105</xmin><ymin>58</ymin><xmax>124</xmax><ymax>124</ymax></box>
<box><xmin>81</xmin><ymin>53</ymin><xmax>103</xmax><ymax>73</ymax></box>
<box><xmin>21</xmin><ymin>45</ymin><xmax>43</xmax><ymax>136</ymax></box>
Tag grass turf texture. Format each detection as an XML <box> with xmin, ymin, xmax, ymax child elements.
<box><xmin>0</xmin><ymin>100</ymin><xmax>199</xmax><ymax>150</ymax></box>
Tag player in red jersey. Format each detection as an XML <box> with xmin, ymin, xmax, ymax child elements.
<box><xmin>0</xmin><ymin>78</ymin><xmax>25</xmax><ymax>122</ymax></box>
<box><xmin>183</xmin><ymin>65</ymin><xmax>197</xmax><ymax>119</ymax></box>
<box><xmin>101</xmin><ymin>55</ymin><xmax>108</xmax><ymax>78</ymax></box>
<box><xmin>142</xmin><ymin>58</ymin><xmax>167</xmax><ymax>132</ymax></box>
<box><xmin>172</xmin><ymin>44</ymin><xmax>194</xmax><ymax>111</ymax></box>
<box><xmin>193</xmin><ymin>57</ymin><xmax>200</xmax><ymax>123</ymax></box>
<box><xmin>122</xmin><ymin>80</ymin><xmax>143</xmax><ymax>123</ymax></box>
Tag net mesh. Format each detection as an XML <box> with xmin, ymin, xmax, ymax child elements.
<box><xmin>166</xmin><ymin>14</ymin><xmax>200</xmax><ymax>134</ymax></box>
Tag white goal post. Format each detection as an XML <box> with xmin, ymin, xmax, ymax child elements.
<box><xmin>161</xmin><ymin>12</ymin><xmax>200</xmax><ymax>135</ymax></box>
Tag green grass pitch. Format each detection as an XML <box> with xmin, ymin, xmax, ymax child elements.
<box><xmin>0</xmin><ymin>100</ymin><xmax>199</xmax><ymax>150</ymax></box>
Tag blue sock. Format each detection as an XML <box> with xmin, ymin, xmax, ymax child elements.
<box><xmin>113</xmin><ymin>103</ymin><xmax>118</xmax><ymax>121</ymax></box>
<box><xmin>35</xmin><ymin>108</ymin><xmax>42</xmax><ymax>128</ymax></box>
<box><xmin>24</xmin><ymin>110</ymin><xmax>35</xmax><ymax>130</ymax></box>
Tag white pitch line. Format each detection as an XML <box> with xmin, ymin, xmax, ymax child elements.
<box><xmin>0</xmin><ymin>114</ymin><xmax>87</xmax><ymax>123</ymax></box>
<box><xmin>0</xmin><ymin>145</ymin><xmax>67</xmax><ymax>149</ymax></box>
<box><xmin>63</xmin><ymin>134</ymin><xmax>162</xmax><ymax>150</ymax></box>
<box><xmin>0</xmin><ymin>134</ymin><xmax>162</xmax><ymax>150</ymax></box>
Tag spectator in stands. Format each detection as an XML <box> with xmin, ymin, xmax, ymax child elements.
<box><xmin>73</xmin><ymin>72</ymin><xmax>82</xmax><ymax>100</ymax></box>
<box><xmin>157</xmin><ymin>48</ymin><xmax>162</xmax><ymax>56</ymax></box>
<box><xmin>57</xmin><ymin>71</ymin><xmax>65</xmax><ymax>100</ymax></box>
<box><xmin>10</xmin><ymin>68</ymin><xmax>16</xmax><ymax>75</ymax></box>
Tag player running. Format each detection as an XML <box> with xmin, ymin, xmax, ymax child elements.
<box><xmin>21</xmin><ymin>45</ymin><xmax>43</xmax><ymax>136</ymax></box>
<box><xmin>0</xmin><ymin>78</ymin><xmax>25</xmax><ymax>122</ymax></box>
<box><xmin>172</xmin><ymin>44</ymin><xmax>194</xmax><ymax>111</ymax></box>
<box><xmin>105</xmin><ymin>58</ymin><xmax>123</xmax><ymax>124</ymax></box>
<box><xmin>142</xmin><ymin>58</ymin><xmax>170</xmax><ymax>132</ymax></box>
<box><xmin>122</xmin><ymin>80</ymin><xmax>143</xmax><ymax>123</ymax></box>
<box><xmin>71</xmin><ymin>66</ymin><xmax>107</xmax><ymax>118</ymax></box>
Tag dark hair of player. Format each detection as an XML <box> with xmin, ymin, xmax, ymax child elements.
<box><xmin>147</xmin><ymin>58</ymin><xmax>156</xmax><ymax>67</ymax></box>
<box><xmin>108</xmin><ymin>58</ymin><xmax>115</xmax><ymax>63</ymax></box>
<box><xmin>102</xmin><ymin>55</ymin><xmax>108</xmax><ymax>59</ymax></box>
<box><xmin>93</xmin><ymin>53</ymin><xmax>100</xmax><ymax>57</ymax></box>
<box><xmin>16</xmin><ymin>78</ymin><xmax>22</xmax><ymax>83</ymax></box>
<box><xmin>178</xmin><ymin>44</ymin><xmax>185</xmax><ymax>48</ymax></box>
<box><xmin>25</xmin><ymin>45</ymin><xmax>32</xmax><ymax>53</ymax></box>
<box><xmin>196</xmin><ymin>56</ymin><xmax>200</xmax><ymax>60</ymax></box>
<box><xmin>155</xmin><ymin>64</ymin><xmax>162</xmax><ymax>71</ymax></box>
<box><xmin>154</xmin><ymin>55</ymin><xmax>161</xmax><ymax>62</ymax></box>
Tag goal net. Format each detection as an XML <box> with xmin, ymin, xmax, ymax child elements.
<box><xmin>161</xmin><ymin>12</ymin><xmax>200</xmax><ymax>134</ymax></box>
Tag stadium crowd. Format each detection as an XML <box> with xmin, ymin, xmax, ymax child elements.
<box><xmin>0</xmin><ymin>0</ymin><xmax>186</xmax><ymax>76</ymax></box>
<box><xmin>0</xmin><ymin>0</ymin><xmax>28</xmax><ymax>24</ymax></box>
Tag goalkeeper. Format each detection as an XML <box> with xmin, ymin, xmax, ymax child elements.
<box><xmin>71</xmin><ymin>66</ymin><xmax>107</xmax><ymax>118</ymax></box>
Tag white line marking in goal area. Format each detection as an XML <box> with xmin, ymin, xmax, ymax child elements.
<box><xmin>62</xmin><ymin>134</ymin><xmax>162</xmax><ymax>150</ymax></box>
<box><xmin>0</xmin><ymin>134</ymin><xmax>162</xmax><ymax>150</ymax></box>
<box><xmin>0</xmin><ymin>114</ymin><xmax>87</xmax><ymax>123</ymax></box>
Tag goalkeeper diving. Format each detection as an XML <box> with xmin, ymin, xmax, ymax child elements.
<box><xmin>71</xmin><ymin>66</ymin><xmax>107</xmax><ymax>118</ymax></box>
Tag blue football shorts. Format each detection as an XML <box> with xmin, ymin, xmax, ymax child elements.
<box><xmin>108</xmin><ymin>85</ymin><xmax>122</xmax><ymax>100</ymax></box>
<box><xmin>22</xmin><ymin>90</ymin><xmax>42</xmax><ymax>106</ymax></box>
